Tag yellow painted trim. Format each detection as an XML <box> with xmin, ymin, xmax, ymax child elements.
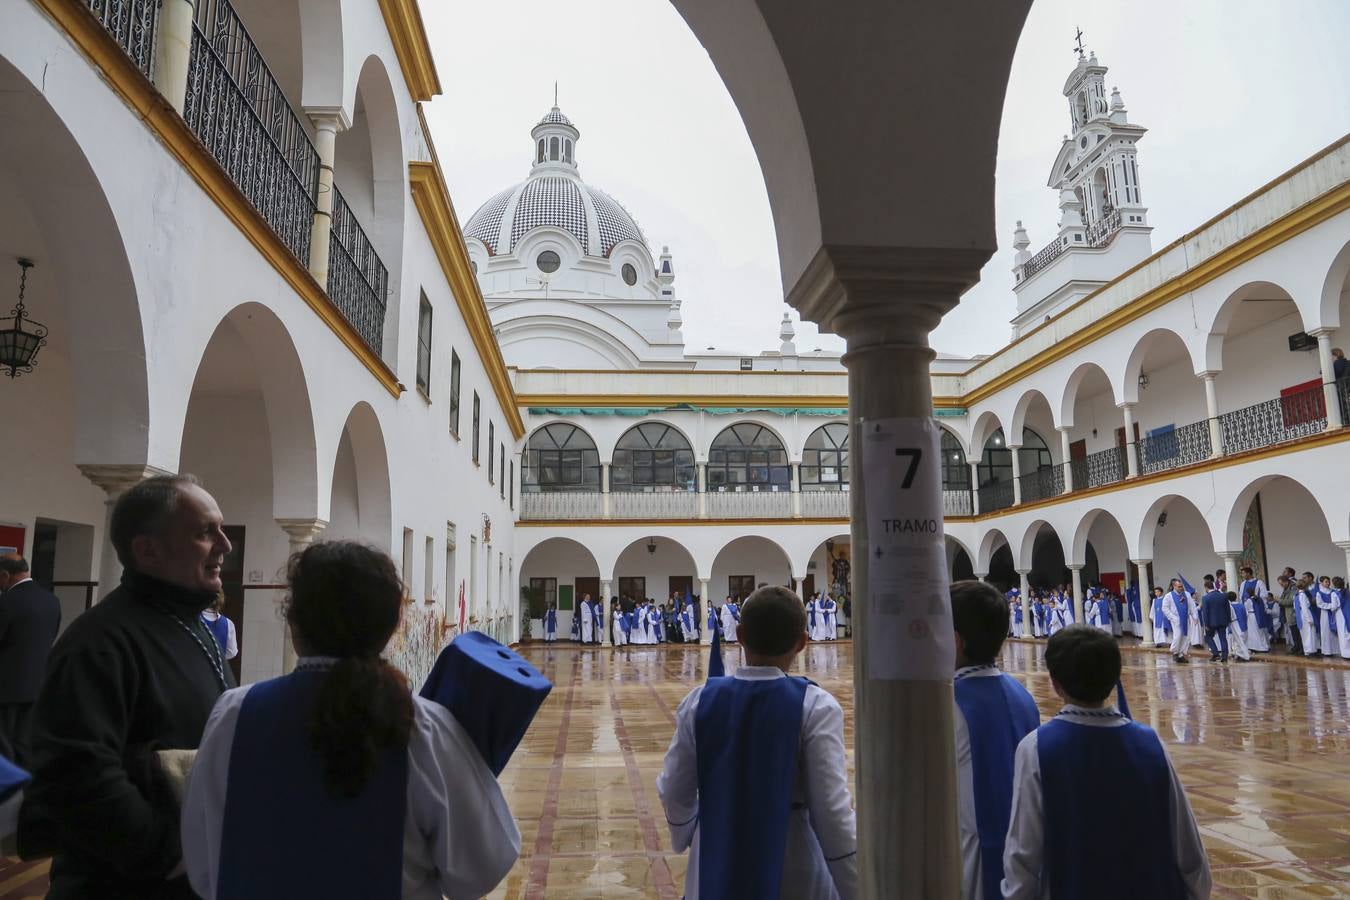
<box><xmin>975</xmin><ymin>425</ymin><xmax>1350</xmax><ymax>520</ymax></box>
<box><xmin>513</xmin><ymin>367</ymin><xmax>849</xmax><ymax>376</ymax></box>
<box><xmin>408</xmin><ymin>159</ymin><xmax>526</xmax><ymax>439</ymax></box>
<box><xmin>35</xmin><ymin>0</ymin><xmax>400</xmax><ymax>398</ymax></box>
<box><xmin>962</xmin><ymin>171</ymin><xmax>1350</xmax><ymax>406</ymax></box>
<box><xmin>376</xmin><ymin>0</ymin><xmax>441</xmax><ymax>101</ymax></box>
<box><xmin>516</xmin><ymin>393</ymin><xmax>852</xmax><ymax>409</ymax></box>
<box><xmin>519</xmin><ymin>517</ymin><xmax>851</xmax><ymax>528</ymax></box>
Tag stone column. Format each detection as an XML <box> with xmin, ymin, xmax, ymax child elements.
<box><xmin>1337</xmin><ymin>543</ymin><xmax>1350</xmax><ymax>585</ymax></box>
<box><xmin>77</xmin><ymin>465</ymin><xmax>169</xmax><ymax>602</ymax></box>
<box><xmin>601</xmin><ymin>579</ymin><xmax>612</xmax><ymax>604</ymax></box>
<box><xmin>969</xmin><ymin>462</ymin><xmax>982</xmax><ymax>514</ymax></box>
<box><xmin>151</xmin><ymin>0</ymin><xmax>195</xmax><ymax>113</ymax></box>
<box><xmin>973</xmin><ymin>570</ymin><xmax>989</xmax><ymax>583</ymax></box>
<box><xmin>601</xmin><ymin>463</ymin><xmax>611</xmax><ymax>519</ymax></box>
<box><xmin>1058</xmin><ymin>426</ymin><xmax>1074</xmax><ymax>493</ymax></box>
<box><xmin>1069</xmin><ymin>564</ymin><xmax>1085</xmax><ymax>624</ymax></box>
<box><xmin>1009</xmin><ymin>443</ymin><xmax>1023</xmax><ymax>505</ymax></box>
<box><xmin>277</xmin><ymin>518</ymin><xmax>327</xmax><ymax>674</ymax></box>
<box><xmin>1201</xmin><ymin>372</ymin><xmax>1224</xmax><ymax>457</ymax></box>
<box><xmin>1312</xmin><ymin>329</ymin><xmax>1345</xmax><ymax>429</ymax></box>
<box><xmin>697</xmin><ymin>462</ymin><xmax>708</xmax><ymax>519</ymax></box>
<box><xmin>1134</xmin><ymin>559</ymin><xmax>1153</xmax><ymax>643</ymax></box>
<box><xmin>1219</xmin><ymin>551</ymin><xmax>1242</xmax><ymax>597</ymax></box>
<box><xmin>792</xmin><ymin>576</ymin><xmax>802</xmax><ymax>596</ymax></box>
<box><xmin>1017</xmin><ymin>569</ymin><xmax>1032</xmax><ymax>636</ymax></box>
<box><xmin>305</xmin><ymin>110</ymin><xmax>346</xmax><ymax>286</ymax></box>
<box><xmin>789</xmin><ymin>247</ymin><xmax>985</xmax><ymax>899</ymax></box>
<box><xmin>1120</xmin><ymin>403</ymin><xmax>1139</xmax><ymax>478</ymax></box>
<box><xmin>791</xmin><ymin>463</ymin><xmax>803</xmax><ymax>518</ymax></box>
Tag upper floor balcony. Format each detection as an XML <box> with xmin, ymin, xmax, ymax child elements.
<box><xmin>83</xmin><ymin>0</ymin><xmax>393</xmax><ymax>358</ymax></box>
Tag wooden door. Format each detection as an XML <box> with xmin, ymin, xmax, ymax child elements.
<box><xmin>1069</xmin><ymin>439</ymin><xmax>1087</xmax><ymax>461</ymax></box>
<box><xmin>574</xmin><ymin>577</ymin><xmax>600</xmax><ymax>607</ymax></box>
<box><xmin>618</xmin><ymin>577</ymin><xmax>646</xmax><ymax>603</ymax></box>
<box><xmin>220</xmin><ymin>525</ymin><xmax>246</xmax><ymax>685</ymax></box>
<box><xmin>802</xmin><ymin>574</ymin><xmax>816</xmax><ymax>598</ymax></box>
<box><xmin>1114</xmin><ymin>423</ymin><xmax>1140</xmax><ymax>447</ymax></box>
<box><xmin>668</xmin><ymin>575</ymin><xmax>693</xmax><ymax>604</ymax></box>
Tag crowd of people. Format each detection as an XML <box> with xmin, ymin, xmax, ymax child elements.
<box><xmin>0</xmin><ymin>472</ymin><xmax>1220</xmax><ymax>898</ymax></box>
<box><xmin>1006</xmin><ymin>564</ymin><xmax>1350</xmax><ymax>664</ymax></box>
<box><xmin>540</xmin><ymin>590</ymin><xmax>851</xmax><ymax>646</ymax></box>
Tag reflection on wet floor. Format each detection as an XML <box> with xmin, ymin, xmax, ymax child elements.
<box><xmin>3</xmin><ymin>641</ymin><xmax>1348</xmax><ymax>898</ymax></box>
<box><xmin>489</xmin><ymin>640</ymin><xmax>1350</xmax><ymax>900</ymax></box>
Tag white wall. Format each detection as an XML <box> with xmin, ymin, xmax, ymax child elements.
<box><xmin>710</xmin><ymin>537</ymin><xmax>792</xmax><ymax>600</ymax></box>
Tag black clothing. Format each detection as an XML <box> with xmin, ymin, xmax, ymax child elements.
<box><xmin>18</xmin><ymin>570</ymin><xmax>232</xmax><ymax>899</ymax></box>
<box><xmin>0</xmin><ymin>579</ymin><xmax>63</xmax><ymax>704</ymax></box>
<box><xmin>0</xmin><ymin>578</ymin><xmax>62</xmax><ymax>764</ymax></box>
<box><xmin>1333</xmin><ymin>355</ymin><xmax>1347</xmax><ymax>382</ymax></box>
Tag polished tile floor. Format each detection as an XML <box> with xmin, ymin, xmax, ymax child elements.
<box><xmin>3</xmin><ymin>640</ymin><xmax>1349</xmax><ymax>898</ymax></box>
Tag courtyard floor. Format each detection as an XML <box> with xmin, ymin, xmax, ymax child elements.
<box><xmin>3</xmin><ymin>640</ymin><xmax>1349</xmax><ymax>898</ymax></box>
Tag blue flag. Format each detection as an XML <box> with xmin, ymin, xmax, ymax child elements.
<box><xmin>1176</xmin><ymin>572</ymin><xmax>1197</xmax><ymax>597</ymax></box>
<box><xmin>708</xmin><ymin>616</ymin><xmax>725</xmax><ymax>679</ymax></box>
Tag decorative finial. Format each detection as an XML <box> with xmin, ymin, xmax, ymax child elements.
<box><xmin>553</xmin><ymin>81</ymin><xmax>558</xmax><ymax>107</ymax></box>
<box><xmin>1073</xmin><ymin>27</ymin><xmax>1086</xmax><ymax>59</ymax></box>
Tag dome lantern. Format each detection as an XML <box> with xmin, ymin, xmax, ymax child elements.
<box><xmin>531</xmin><ymin>104</ymin><xmax>581</xmax><ymax>174</ymax></box>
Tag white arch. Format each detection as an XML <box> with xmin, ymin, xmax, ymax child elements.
<box><xmin>1319</xmin><ymin>238</ymin><xmax>1350</xmax><ymax>332</ymax></box>
<box><xmin>710</xmin><ymin>534</ymin><xmax>795</xmax><ymax>587</ymax></box>
<box><xmin>1132</xmin><ymin>493</ymin><xmax>1216</xmax><ymax>564</ymax></box>
<box><xmin>329</xmin><ymin>401</ymin><xmax>393</xmax><ymax>550</ymax></box>
<box><xmin>1217</xmin><ymin>472</ymin><xmax>1343</xmax><ymax>552</ymax></box>
<box><xmin>1071</xmin><ymin>507</ymin><xmax>1129</xmax><ymax>569</ymax></box>
<box><xmin>1058</xmin><ymin>361</ymin><xmax>1116</xmax><ymax>429</ymax></box>
<box><xmin>1119</xmin><ymin>327</ymin><xmax>1205</xmax><ymax>406</ymax></box>
<box><xmin>1016</xmin><ymin>519</ymin><xmax>1059</xmax><ymax>573</ymax></box>
<box><xmin>704</xmin><ymin>419</ymin><xmax>792</xmax><ymax>463</ymax></box>
<box><xmin>1200</xmin><ymin>280</ymin><xmax>1300</xmax><ymax>373</ymax></box>
<box><xmin>975</xmin><ymin>527</ymin><xmax>1011</xmax><ymax>575</ymax></box>
<box><xmin>968</xmin><ymin>409</ymin><xmax>1005</xmax><ymax>457</ymax></box>
<box><xmin>1009</xmin><ymin>388</ymin><xmax>1058</xmax><ymax>438</ymax></box>
<box><xmin>611</xmin><ymin>419</ymin><xmax>697</xmax><ymax>465</ymax></box>
<box><xmin>607</xmin><ymin>535</ymin><xmax>701</xmax><ymax>596</ymax></box>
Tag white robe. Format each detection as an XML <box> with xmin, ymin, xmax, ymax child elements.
<box><xmin>722</xmin><ymin>604</ymin><xmax>739</xmax><ymax>643</ymax></box>
<box><xmin>684</xmin><ymin>603</ymin><xmax>700</xmax><ymax>643</ymax></box>
<box><xmin>824</xmin><ymin>603</ymin><xmax>838</xmax><ymax>640</ymax></box>
<box><xmin>1315</xmin><ymin>588</ymin><xmax>1339</xmax><ymax>655</ymax></box>
<box><xmin>1296</xmin><ymin>590</ymin><xmax>1320</xmax><ymax>655</ymax></box>
<box><xmin>181</xmin><ymin>679</ymin><xmax>520</xmax><ymax>900</ymax></box>
<box><xmin>612</xmin><ymin>610</ymin><xmax>628</xmax><ymax>645</ymax></box>
<box><xmin>1337</xmin><ymin>591</ymin><xmax>1350</xmax><ymax>660</ymax></box>
<box><xmin>1001</xmin><ymin>707</ymin><xmax>1211</xmax><ymax>900</ymax></box>
<box><xmin>580</xmin><ymin>600</ymin><xmax>595</xmax><ymax>643</ymax></box>
<box><xmin>1243</xmin><ymin>598</ymin><xmax>1270</xmax><ymax>653</ymax></box>
<box><xmin>1227</xmin><ymin>612</ymin><xmax>1252</xmax><ymax>661</ymax></box>
<box><xmin>1162</xmin><ymin>593</ymin><xmax>1188</xmax><ymax>657</ymax></box>
<box><xmin>657</xmin><ymin>666</ymin><xmax>858</xmax><ymax>900</ymax></box>
<box><xmin>1187</xmin><ymin>599</ymin><xmax>1205</xmax><ymax>647</ymax></box>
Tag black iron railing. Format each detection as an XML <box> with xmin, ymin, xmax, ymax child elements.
<box><xmin>1137</xmin><ymin>419</ymin><xmax>1212</xmax><ymax>475</ymax></box>
<box><xmin>1018</xmin><ymin>208</ymin><xmax>1123</xmax><ymax>282</ymax></box>
<box><xmin>184</xmin><ymin>0</ymin><xmax>319</xmax><ymax>265</ymax></box>
<box><xmin>1083</xmin><ymin>207</ymin><xmax>1123</xmax><ymax>247</ymax></box>
<box><xmin>1070</xmin><ymin>445</ymin><xmax>1127</xmax><ymax>490</ymax></box>
<box><xmin>87</xmin><ymin>0</ymin><xmax>158</xmax><ymax>78</ymax></box>
<box><xmin>1018</xmin><ymin>466</ymin><xmax>1063</xmax><ymax>504</ymax></box>
<box><xmin>1017</xmin><ymin>239</ymin><xmax>1066</xmax><ymax>282</ymax></box>
<box><xmin>944</xmin><ymin>489</ymin><xmax>974</xmax><ymax>517</ymax></box>
<box><xmin>1336</xmin><ymin>376</ymin><xmax>1350</xmax><ymax>426</ymax></box>
<box><xmin>1218</xmin><ymin>382</ymin><xmax>1327</xmax><ymax>455</ymax></box>
<box><xmin>978</xmin><ymin>480</ymin><xmax>1015</xmax><ymax>514</ymax></box>
<box><xmin>328</xmin><ymin>185</ymin><xmax>388</xmax><ymax>353</ymax></box>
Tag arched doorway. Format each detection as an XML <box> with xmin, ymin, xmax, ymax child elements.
<box><xmin>518</xmin><ymin>536</ymin><xmax>602</xmax><ymax>641</ymax></box>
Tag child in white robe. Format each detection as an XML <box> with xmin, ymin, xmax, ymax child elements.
<box><xmin>1314</xmin><ymin>576</ymin><xmax>1339</xmax><ymax>657</ymax></box>
<box><xmin>579</xmin><ymin>597</ymin><xmax>595</xmax><ymax>643</ymax></box>
<box><xmin>1187</xmin><ymin>592</ymin><xmax>1205</xmax><ymax>648</ymax></box>
<box><xmin>1334</xmin><ymin>578</ymin><xmax>1350</xmax><ymax>660</ymax></box>
<box><xmin>1225</xmin><ymin>592</ymin><xmax>1252</xmax><ymax>661</ymax></box>
<box><xmin>657</xmin><ymin>586</ymin><xmax>857</xmax><ymax>900</ymax></box>
<box><xmin>1295</xmin><ymin>578</ymin><xmax>1320</xmax><ymax>657</ymax></box>
<box><xmin>721</xmin><ymin>599</ymin><xmax>740</xmax><ymax>645</ymax></box>
<box><xmin>612</xmin><ymin>602</ymin><xmax>628</xmax><ymax>646</ymax></box>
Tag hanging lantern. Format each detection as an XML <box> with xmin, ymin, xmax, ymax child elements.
<box><xmin>0</xmin><ymin>259</ymin><xmax>47</xmax><ymax>378</ymax></box>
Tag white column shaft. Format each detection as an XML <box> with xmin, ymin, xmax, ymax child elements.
<box><xmin>1009</xmin><ymin>444</ymin><xmax>1023</xmax><ymax>505</ymax></box>
<box><xmin>969</xmin><ymin>462</ymin><xmax>981</xmax><ymax>514</ymax></box>
<box><xmin>1315</xmin><ymin>332</ymin><xmax>1344</xmax><ymax>429</ymax></box>
<box><xmin>152</xmin><ymin>0</ymin><xmax>195</xmax><ymax>113</ymax></box>
<box><xmin>1202</xmin><ymin>373</ymin><xmax>1223</xmax><ymax>457</ymax></box>
<box><xmin>1220</xmin><ymin>552</ymin><xmax>1241</xmax><ymax>596</ymax></box>
<box><xmin>307</xmin><ymin>116</ymin><xmax>341</xmax><ymax>285</ymax></box>
<box><xmin>1059</xmin><ymin>427</ymin><xmax>1074</xmax><ymax>493</ymax></box>
<box><xmin>1121</xmin><ymin>404</ymin><xmax>1139</xmax><ymax>478</ymax></box>
<box><xmin>1135</xmin><ymin>560</ymin><xmax>1153</xmax><ymax>643</ymax></box>
<box><xmin>1069</xmin><ymin>566</ymin><xmax>1085</xmax><ymax>624</ymax></box>
<box><xmin>697</xmin><ymin>463</ymin><xmax>708</xmax><ymax>519</ymax></box>
<box><xmin>791</xmin><ymin>464</ymin><xmax>803</xmax><ymax>518</ymax></box>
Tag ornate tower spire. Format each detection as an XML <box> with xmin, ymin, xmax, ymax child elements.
<box><xmin>531</xmin><ymin>103</ymin><xmax>580</xmax><ymax>174</ymax></box>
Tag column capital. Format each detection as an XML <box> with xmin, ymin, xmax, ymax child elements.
<box><xmin>78</xmin><ymin>464</ymin><xmax>173</xmax><ymax>497</ymax></box>
<box><xmin>1217</xmin><ymin>550</ymin><xmax>1243</xmax><ymax>561</ymax></box>
<box><xmin>1116</xmin><ymin>401</ymin><xmax>1135</xmax><ymax>411</ymax></box>
<box><xmin>973</xmin><ymin>571</ymin><xmax>990</xmax><ymax>581</ymax></box>
<box><xmin>785</xmin><ymin>245</ymin><xmax>990</xmax><ymax>340</ymax></box>
<box><xmin>1199</xmin><ymin>370</ymin><xmax>1221</xmax><ymax>380</ymax></box>
<box><xmin>1056</xmin><ymin>424</ymin><xmax>1073</xmax><ymax>434</ymax></box>
<box><xmin>1068</xmin><ymin>563</ymin><xmax>1084</xmax><ymax>571</ymax></box>
<box><xmin>1014</xmin><ymin>569</ymin><xmax>1031</xmax><ymax>577</ymax></box>
<box><xmin>1131</xmin><ymin>558</ymin><xmax>1153</xmax><ymax>566</ymax></box>
<box><xmin>1308</xmin><ymin>327</ymin><xmax>1336</xmax><ymax>339</ymax></box>
<box><xmin>304</xmin><ymin>106</ymin><xmax>351</xmax><ymax>132</ymax></box>
<box><xmin>276</xmin><ymin>517</ymin><xmax>328</xmax><ymax>542</ymax></box>
<box><xmin>1333</xmin><ymin>540</ymin><xmax>1350</xmax><ymax>552</ymax></box>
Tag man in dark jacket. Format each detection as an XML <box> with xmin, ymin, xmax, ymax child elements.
<box><xmin>19</xmin><ymin>474</ymin><xmax>233</xmax><ymax>899</ymax></box>
<box><xmin>0</xmin><ymin>554</ymin><xmax>62</xmax><ymax>765</ymax></box>
<box><xmin>1199</xmin><ymin>575</ymin><xmax>1232</xmax><ymax>663</ymax></box>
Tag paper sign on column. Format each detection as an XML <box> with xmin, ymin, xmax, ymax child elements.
<box><xmin>861</xmin><ymin>416</ymin><xmax>955</xmax><ymax>681</ymax></box>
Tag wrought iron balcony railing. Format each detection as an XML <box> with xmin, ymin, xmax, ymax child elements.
<box><xmin>707</xmin><ymin>489</ymin><xmax>793</xmax><ymax>519</ymax></box>
<box><xmin>801</xmin><ymin>489</ymin><xmax>850</xmax><ymax>518</ymax></box>
<box><xmin>1017</xmin><ymin>208</ymin><xmax>1124</xmax><ymax>282</ymax></box>
<box><xmin>1070</xmin><ymin>445</ymin><xmax>1127</xmax><ymax>491</ymax></box>
<box><xmin>610</xmin><ymin>491</ymin><xmax>698</xmax><ymax>519</ymax></box>
<box><xmin>1218</xmin><ymin>382</ymin><xmax>1327</xmax><ymax>455</ymax></box>
<box><xmin>1138</xmin><ymin>419</ymin><xmax>1212</xmax><ymax>476</ymax></box>
<box><xmin>943</xmin><ymin>489</ymin><xmax>975</xmax><ymax>517</ymax></box>
<box><xmin>978</xmin><ymin>480</ymin><xmax>1015</xmax><ymax>514</ymax></box>
<box><xmin>185</xmin><ymin>0</ymin><xmax>319</xmax><ymax>265</ymax></box>
<box><xmin>1018</xmin><ymin>466</ymin><xmax>1063</xmax><ymax>504</ymax></box>
<box><xmin>521</xmin><ymin>492</ymin><xmax>603</xmax><ymax>520</ymax></box>
<box><xmin>87</xmin><ymin>0</ymin><xmax>158</xmax><ymax>77</ymax></box>
<box><xmin>328</xmin><ymin>185</ymin><xmax>389</xmax><ymax>353</ymax></box>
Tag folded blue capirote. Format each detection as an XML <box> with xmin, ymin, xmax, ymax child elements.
<box><xmin>0</xmin><ymin>754</ymin><xmax>30</xmax><ymax>805</ymax></box>
<box><xmin>419</xmin><ymin>632</ymin><xmax>552</xmax><ymax>776</ymax></box>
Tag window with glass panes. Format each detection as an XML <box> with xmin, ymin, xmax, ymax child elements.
<box><xmin>976</xmin><ymin>428</ymin><xmax>1051</xmax><ymax>488</ymax></box>
<box><xmin>941</xmin><ymin>429</ymin><xmax>970</xmax><ymax>491</ymax></box>
<box><xmin>707</xmin><ymin>423</ymin><xmax>790</xmax><ymax>490</ymax></box>
<box><xmin>499</xmin><ymin>444</ymin><xmax>505</xmax><ymax>498</ymax></box>
<box><xmin>472</xmin><ymin>393</ymin><xmax>480</xmax><ymax>464</ymax></box>
<box><xmin>416</xmin><ymin>296</ymin><xmax>432</xmax><ymax>395</ymax></box>
<box><xmin>529</xmin><ymin>577</ymin><xmax>556</xmax><ymax>610</ymax></box>
<box><xmin>801</xmin><ymin>423</ymin><xmax>849</xmax><ymax>490</ymax></box>
<box><xmin>449</xmin><ymin>351</ymin><xmax>461</xmax><ymax>436</ymax></box>
<box><xmin>488</xmin><ymin>422</ymin><xmax>495</xmax><ymax>483</ymax></box>
<box><xmin>611</xmin><ymin>422</ymin><xmax>695</xmax><ymax>491</ymax></box>
<box><xmin>523</xmin><ymin>423</ymin><xmax>601</xmax><ymax>492</ymax></box>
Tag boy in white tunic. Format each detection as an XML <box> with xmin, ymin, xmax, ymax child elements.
<box><xmin>658</xmin><ymin>586</ymin><xmax>857</xmax><ymax>900</ymax></box>
<box><xmin>1295</xmin><ymin>575</ymin><xmax>1320</xmax><ymax>657</ymax></box>
<box><xmin>1001</xmin><ymin>626</ymin><xmax>1210</xmax><ymax>899</ymax></box>
<box><xmin>1314</xmin><ymin>575</ymin><xmax>1339</xmax><ymax>657</ymax></box>
<box><xmin>579</xmin><ymin>595</ymin><xmax>595</xmax><ymax>644</ymax></box>
<box><xmin>1237</xmin><ymin>567</ymin><xmax>1270</xmax><ymax>652</ymax></box>
<box><xmin>721</xmin><ymin>598</ymin><xmax>740</xmax><ymax>645</ymax></box>
<box><xmin>1225</xmin><ymin>592</ymin><xmax>1252</xmax><ymax>661</ymax></box>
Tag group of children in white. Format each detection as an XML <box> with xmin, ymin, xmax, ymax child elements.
<box><xmin>540</xmin><ymin>591</ymin><xmax>844</xmax><ymax>646</ymax></box>
<box><xmin>1007</xmin><ymin>565</ymin><xmax>1350</xmax><ymax>663</ymax></box>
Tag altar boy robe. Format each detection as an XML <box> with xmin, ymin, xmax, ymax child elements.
<box><xmin>181</xmin><ymin>661</ymin><xmax>520</xmax><ymax>900</ymax></box>
<box><xmin>1001</xmin><ymin>707</ymin><xmax>1210</xmax><ymax>900</ymax></box>
<box><xmin>657</xmin><ymin>667</ymin><xmax>857</xmax><ymax>900</ymax></box>
<box><xmin>580</xmin><ymin>600</ymin><xmax>595</xmax><ymax>643</ymax></box>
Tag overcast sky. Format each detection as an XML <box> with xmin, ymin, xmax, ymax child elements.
<box><xmin>422</xmin><ymin>0</ymin><xmax>1349</xmax><ymax>358</ymax></box>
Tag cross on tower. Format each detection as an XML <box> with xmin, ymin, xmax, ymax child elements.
<box><xmin>1073</xmin><ymin>27</ymin><xmax>1086</xmax><ymax>59</ymax></box>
